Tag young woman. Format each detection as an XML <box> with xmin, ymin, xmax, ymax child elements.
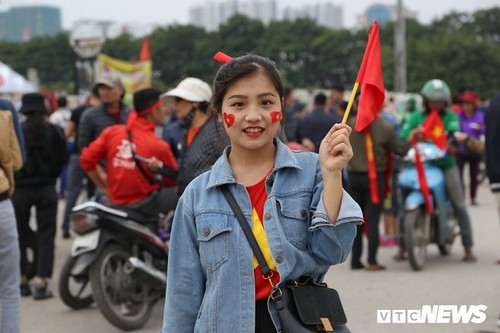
<box><xmin>161</xmin><ymin>77</ymin><xmax>229</xmax><ymax>196</ymax></box>
<box><xmin>12</xmin><ymin>93</ymin><xmax>66</xmax><ymax>300</ymax></box>
<box><xmin>456</xmin><ymin>90</ymin><xmax>485</xmax><ymax>206</ymax></box>
<box><xmin>161</xmin><ymin>54</ymin><xmax>363</xmax><ymax>332</ymax></box>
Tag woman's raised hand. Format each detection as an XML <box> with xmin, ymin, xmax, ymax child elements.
<box><xmin>318</xmin><ymin>123</ymin><xmax>353</xmax><ymax>173</ymax></box>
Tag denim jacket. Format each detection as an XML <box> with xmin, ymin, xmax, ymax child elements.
<box><xmin>162</xmin><ymin>139</ymin><xmax>363</xmax><ymax>333</ymax></box>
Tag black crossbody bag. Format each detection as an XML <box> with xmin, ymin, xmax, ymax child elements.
<box><xmin>220</xmin><ymin>185</ymin><xmax>350</xmax><ymax>333</ymax></box>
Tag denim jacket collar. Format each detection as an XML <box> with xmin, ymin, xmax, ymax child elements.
<box><xmin>206</xmin><ymin>139</ymin><xmax>303</xmax><ymax>189</ymax></box>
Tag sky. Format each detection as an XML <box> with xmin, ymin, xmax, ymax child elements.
<box><xmin>1</xmin><ymin>0</ymin><xmax>499</xmax><ymax>30</ymax></box>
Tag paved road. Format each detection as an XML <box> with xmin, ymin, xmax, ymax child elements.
<box><xmin>20</xmin><ymin>182</ymin><xmax>500</xmax><ymax>333</ymax></box>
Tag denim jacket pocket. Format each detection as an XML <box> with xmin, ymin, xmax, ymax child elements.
<box><xmin>196</xmin><ymin>213</ymin><xmax>232</xmax><ymax>272</ymax></box>
<box><xmin>276</xmin><ymin>193</ymin><xmax>311</xmax><ymax>250</ymax></box>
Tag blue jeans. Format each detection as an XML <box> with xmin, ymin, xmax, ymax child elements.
<box><xmin>0</xmin><ymin>199</ymin><xmax>20</xmax><ymax>333</ymax></box>
<box><xmin>62</xmin><ymin>154</ymin><xmax>87</xmax><ymax>232</ymax></box>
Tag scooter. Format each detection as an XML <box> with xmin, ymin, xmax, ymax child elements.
<box><xmin>58</xmin><ymin>200</ymin><xmax>172</xmax><ymax>331</ymax></box>
<box><xmin>398</xmin><ymin>142</ymin><xmax>459</xmax><ymax>271</ymax></box>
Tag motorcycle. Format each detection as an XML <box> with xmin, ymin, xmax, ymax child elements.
<box><xmin>58</xmin><ymin>200</ymin><xmax>172</xmax><ymax>331</ymax></box>
<box><xmin>398</xmin><ymin>142</ymin><xmax>459</xmax><ymax>271</ymax></box>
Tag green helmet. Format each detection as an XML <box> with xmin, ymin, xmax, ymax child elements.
<box><xmin>420</xmin><ymin>79</ymin><xmax>451</xmax><ymax>102</ymax></box>
<box><xmin>407</xmin><ymin>95</ymin><xmax>416</xmax><ymax>105</ymax></box>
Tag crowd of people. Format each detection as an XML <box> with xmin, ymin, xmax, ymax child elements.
<box><xmin>1</xmin><ymin>51</ymin><xmax>500</xmax><ymax>332</ymax></box>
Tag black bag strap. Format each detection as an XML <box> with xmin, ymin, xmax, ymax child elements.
<box><xmin>127</xmin><ymin>130</ymin><xmax>157</xmax><ymax>185</ymax></box>
<box><xmin>220</xmin><ymin>184</ymin><xmax>272</xmax><ymax>278</ymax></box>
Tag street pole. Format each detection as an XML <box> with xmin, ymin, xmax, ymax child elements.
<box><xmin>394</xmin><ymin>0</ymin><xmax>407</xmax><ymax>92</ymax></box>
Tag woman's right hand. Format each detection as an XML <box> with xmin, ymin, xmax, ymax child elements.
<box><xmin>318</xmin><ymin>123</ymin><xmax>353</xmax><ymax>173</ymax></box>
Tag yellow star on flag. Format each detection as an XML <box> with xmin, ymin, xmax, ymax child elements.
<box><xmin>431</xmin><ymin>126</ymin><xmax>443</xmax><ymax>139</ymax></box>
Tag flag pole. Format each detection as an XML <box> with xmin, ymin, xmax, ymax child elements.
<box><xmin>341</xmin><ymin>82</ymin><xmax>359</xmax><ymax>124</ymax></box>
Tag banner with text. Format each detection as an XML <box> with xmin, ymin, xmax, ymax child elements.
<box><xmin>96</xmin><ymin>54</ymin><xmax>152</xmax><ymax>94</ymax></box>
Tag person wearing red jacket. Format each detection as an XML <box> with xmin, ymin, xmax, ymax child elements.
<box><xmin>80</xmin><ymin>88</ymin><xmax>178</xmax><ymax>217</ymax></box>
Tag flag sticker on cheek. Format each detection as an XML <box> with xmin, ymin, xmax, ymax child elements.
<box><xmin>223</xmin><ymin>112</ymin><xmax>235</xmax><ymax>128</ymax></box>
<box><xmin>270</xmin><ymin>111</ymin><xmax>281</xmax><ymax>123</ymax></box>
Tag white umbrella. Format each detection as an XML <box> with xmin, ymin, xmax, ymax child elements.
<box><xmin>0</xmin><ymin>61</ymin><xmax>35</xmax><ymax>93</ymax></box>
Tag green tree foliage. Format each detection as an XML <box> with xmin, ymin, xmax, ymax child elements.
<box><xmin>101</xmin><ymin>33</ymin><xmax>138</xmax><ymax>61</ymax></box>
<box><xmin>256</xmin><ymin>18</ymin><xmax>327</xmax><ymax>87</ymax></box>
<box><xmin>1</xmin><ymin>6</ymin><xmax>499</xmax><ymax>97</ymax></box>
<box><xmin>0</xmin><ymin>33</ymin><xmax>75</xmax><ymax>91</ymax></box>
<box><xmin>216</xmin><ymin>15</ymin><xmax>265</xmax><ymax>56</ymax></box>
<box><xmin>151</xmin><ymin>24</ymin><xmax>208</xmax><ymax>87</ymax></box>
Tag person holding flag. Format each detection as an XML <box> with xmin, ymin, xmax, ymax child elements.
<box><xmin>162</xmin><ymin>53</ymin><xmax>363</xmax><ymax>332</ymax></box>
<box><xmin>346</xmin><ymin>102</ymin><xmax>411</xmax><ymax>271</ymax></box>
<box><xmin>338</xmin><ymin>20</ymin><xmax>411</xmax><ymax>270</ymax></box>
<box><xmin>399</xmin><ymin>79</ymin><xmax>477</xmax><ymax>262</ymax></box>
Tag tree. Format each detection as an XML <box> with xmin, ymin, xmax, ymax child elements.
<box><xmin>216</xmin><ymin>15</ymin><xmax>265</xmax><ymax>56</ymax></box>
<box><xmin>6</xmin><ymin>33</ymin><xmax>75</xmax><ymax>91</ymax></box>
<box><xmin>0</xmin><ymin>7</ymin><xmax>499</xmax><ymax>98</ymax></box>
<box><xmin>151</xmin><ymin>24</ymin><xmax>208</xmax><ymax>87</ymax></box>
<box><xmin>257</xmin><ymin>18</ymin><xmax>327</xmax><ymax>88</ymax></box>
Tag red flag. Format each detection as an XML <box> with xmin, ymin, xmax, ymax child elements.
<box><xmin>422</xmin><ymin>110</ymin><xmax>447</xmax><ymax>150</ymax></box>
<box><xmin>355</xmin><ymin>20</ymin><xmax>385</xmax><ymax>132</ymax></box>
<box><xmin>139</xmin><ymin>36</ymin><xmax>150</xmax><ymax>61</ymax></box>
<box><xmin>413</xmin><ymin>140</ymin><xmax>433</xmax><ymax>214</ymax></box>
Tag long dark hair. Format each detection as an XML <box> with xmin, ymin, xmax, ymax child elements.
<box><xmin>211</xmin><ymin>54</ymin><xmax>285</xmax><ymax>117</ymax></box>
<box><xmin>24</xmin><ymin>113</ymin><xmax>46</xmax><ymax>149</ymax></box>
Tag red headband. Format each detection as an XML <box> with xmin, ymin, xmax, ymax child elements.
<box><xmin>136</xmin><ymin>100</ymin><xmax>163</xmax><ymax>116</ymax></box>
<box><xmin>214</xmin><ymin>51</ymin><xmax>233</xmax><ymax>64</ymax></box>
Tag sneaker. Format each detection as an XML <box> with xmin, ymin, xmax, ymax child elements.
<box><xmin>462</xmin><ymin>247</ymin><xmax>477</xmax><ymax>263</ymax></box>
<box><xmin>20</xmin><ymin>283</ymin><xmax>31</xmax><ymax>297</ymax></box>
<box><xmin>33</xmin><ymin>286</ymin><xmax>53</xmax><ymax>300</ymax></box>
<box><xmin>366</xmin><ymin>264</ymin><xmax>387</xmax><ymax>271</ymax></box>
<box><xmin>393</xmin><ymin>252</ymin><xmax>407</xmax><ymax>262</ymax></box>
<box><xmin>462</xmin><ymin>253</ymin><xmax>477</xmax><ymax>263</ymax></box>
<box><xmin>379</xmin><ymin>236</ymin><xmax>392</xmax><ymax>247</ymax></box>
<box><xmin>351</xmin><ymin>262</ymin><xmax>365</xmax><ymax>270</ymax></box>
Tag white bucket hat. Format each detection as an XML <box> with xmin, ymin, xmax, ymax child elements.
<box><xmin>160</xmin><ymin>77</ymin><xmax>212</xmax><ymax>103</ymax></box>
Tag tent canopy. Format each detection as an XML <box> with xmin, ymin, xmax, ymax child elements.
<box><xmin>0</xmin><ymin>61</ymin><xmax>35</xmax><ymax>94</ymax></box>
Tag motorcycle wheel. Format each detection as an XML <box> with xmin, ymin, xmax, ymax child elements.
<box><xmin>438</xmin><ymin>217</ymin><xmax>459</xmax><ymax>256</ymax></box>
<box><xmin>404</xmin><ymin>207</ymin><xmax>429</xmax><ymax>271</ymax></box>
<box><xmin>89</xmin><ymin>244</ymin><xmax>153</xmax><ymax>331</ymax></box>
<box><xmin>58</xmin><ymin>255</ymin><xmax>94</xmax><ymax>309</ymax></box>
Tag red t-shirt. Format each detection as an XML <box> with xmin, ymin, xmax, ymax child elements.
<box><xmin>80</xmin><ymin>117</ymin><xmax>177</xmax><ymax>204</ymax></box>
<box><xmin>186</xmin><ymin>126</ymin><xmax>200</xmax><ymax>147</ymax></box>
<box><xmin>246</xmin><ymin>174</ymin><xmax>280</xmax><ymax>300</ymax></box>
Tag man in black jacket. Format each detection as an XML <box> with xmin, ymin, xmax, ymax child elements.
<box><xmin>299</xmin><ymin>93</ymin><xmax>338</xmax><ymax>152</ymax></box>
<box><xmin>485</xmin><ymin>91</ymin><xmax>500</xmax><ymax>266</ymax></box>
<box><xmin>77</xmin><ymin>75</ymin><xmax>131</xmax><ymax>151</ymax></box>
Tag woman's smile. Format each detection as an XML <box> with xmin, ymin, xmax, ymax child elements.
<box><xmin>243</xmin><ymin>126</ymin><xmax>265</xmax><ymax>137</ymax></box>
